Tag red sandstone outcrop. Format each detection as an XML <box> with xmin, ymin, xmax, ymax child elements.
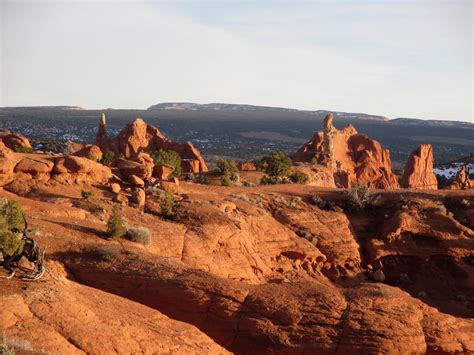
<box><xmin>401</xmin><ymin>144</ymin><xmax>438</xmax><ymax>189</ymax></box>
<box><xmin>0</xmin><ymin>129</ymin><xmax>31</xmax><ymax>150</ymax></box>
<box><xmin>449</xmin><ymin>165</ymin><xmax>472</xmax><ymax>190</ymax></box>
<box><xmin>293</xmin><ymin>114</ymin><xmax>399</xmax><ymax>189</ymax></box>
<box><xmin>153</xmin><ymin>164</ymin><xmax>175</xmax><ymax>180</ymax></box>
<box><xmin>238</xmin><ymin>162</ymin><xmax>256</xmax><ymax>171</ymax></box>
<box><xmin>72</xmin><ymin>145</ymin><xmax>103</xmax><ymax>162</ymax></box>
<box><xmin>53</xmin><ymin>156</ymin><xmax>112</xmax><ymax>184</ymax></box>
<box><xmin>95</xmin><ymin>114</ymin><xmax>208</xmax><ymax>174</ymax></box>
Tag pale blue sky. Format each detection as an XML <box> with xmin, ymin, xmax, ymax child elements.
<box><xmin>0</xmin><ymin>0</ymin><xmax>472</xmax><ymax>121</ymax></box>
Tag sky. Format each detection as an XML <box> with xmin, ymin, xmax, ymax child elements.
<box><xmin>0</xmin><ymin>0</ymin><xmax>472</xmax><ymax>121</ymax></box>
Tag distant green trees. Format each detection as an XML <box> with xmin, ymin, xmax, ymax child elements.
<box><xmin>150</xmin><ymin>149</ymin><xmax>181</xmax><ymax>177</ymax></box>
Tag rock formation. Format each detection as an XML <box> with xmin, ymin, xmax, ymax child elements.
<box><xmin>293</xmin><ymin>114</ymin><xmax>399</xmax><ymax>189</ymax></box>
<box><xmin>401</xmin><ymin>144</ymin><xmax>438</xmax><ymax>189</ymax></box>
<box><xmin>73</xmin><ymin>145</ymin><xmax>103</xmax><ymax>162</ymax></box>
<box><xmin>0</xmin><ymin>151</ymin><xmax>112</xmax><ymax>187</ymax></box>
<box><xmin>95</xmin><ymin>115</ymin><xmax>208</xmax><ymax>174</ymax></box>
<box><xmin>449</xmin><ymin>165</ymin><xmax>472</xmax><ymax>190</ymax></box>
<box><xmin>0</xmin><ymin>129</ymin><xmax>31</xmax><ymax>150</ymax></box>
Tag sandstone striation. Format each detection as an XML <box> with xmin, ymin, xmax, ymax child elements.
<box><xmin>95</xmin><ymin>114</ymin><xmax>208</xmax><ymax>173</ymax></box>
<box><xmin>293</xmin><ymin>114</ymin><xmax>399</xmax><ymax>189</ymax></box>
<box><xmin>401</xmin><ymin>144</ymin><xmax>438</xmax><ymax>189</ymax></box>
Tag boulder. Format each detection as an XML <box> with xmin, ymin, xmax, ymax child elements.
<box><xmin>153</xmin><ymin>164</ymin><xmax>175</xmax><ymax>180</ymax></box>
<box><xmin>292</xmin><ymin>114</ymin><xmax>399</xmax><ymax>189</ymax></box>
<box><xmin>0</xmin><ymin>129</ymin><xmax>31</xmax><ymax>150</ymax></box>
<box><xmin>110</xmin><ymin>183</ymin><xmax>121</xmax><ymax>194</ymax></box>
<box><xmin>113</xmin><ymin>193</ymin><xmax>129</xmax><ymax>206</ymax></box>
<box><xmin>116</xmin><ymin>159</ymin><xmax>152</xmax><ymax>182</ymax></box>
<box><xmin>238</xmin><ymin>162</ymin><xmax>257</xmax><ymax>171</ymax></box>
<box><xmin>131</xmin><ymin>188</ymin><xmax>146</xmax><ymax>208</ymax></box>
<box><xmin>73</xmin><ymin>145</ymin><xmax>103</xmax><ymax>162</ymax></box>
<box><xmin>95</xmin><ymin>115</ymin><xmax>208</xmax><ymax>173</ymax></box>
<box><xmin>129</xmin><ymin>175</ymin><xmax>145</xmax><ymax>187</ymax></box>
<box><xmin>401</xmin><ymin>144</ymin><xmax>438</xmax><ymax>189</ymax></box>
<box><xmin>14</xmin><ymin>156</ymin><xmax>54</xmax><ymax>181</ymax></box>
<box><xmin>161</xmin><ymin>178</ymin><xmax>180</xmax><ymax>194</ymax></box>
<box><xmin>53</xmin><ymin>156</ymin><xmax>112</xmax><ymax>184</ymax></box>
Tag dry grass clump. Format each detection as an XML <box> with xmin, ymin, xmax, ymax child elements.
<box><xmin>126</xmin><ymin>227</ymin><xmax>151</xmax><ymax>245</ymax></box>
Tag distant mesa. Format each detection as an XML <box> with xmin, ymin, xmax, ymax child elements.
<box><xmin>95</xmin><ymin>114</ymin><xmax>208</xmax><ymax>173</ymax></box>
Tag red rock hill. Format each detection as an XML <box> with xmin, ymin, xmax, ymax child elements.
<box><xmin>95</xmin><ymin>114</ymin><xmax>208</xmax><ymax>173</ymax></box>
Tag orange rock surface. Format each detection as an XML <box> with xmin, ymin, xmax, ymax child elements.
<box><xmin>401</xmin><ymin>144</ymin><xmax>438</xmax><ymax>189</ymax></box>
<box><xmin>293</xmin><ymin>115</ymin><xmax>399</xmax><ymax>189</ymax></box>
<box><xmin>95</xmin><ymin>115</ymin><xmax>208</xmax><ymax>173</ymax></box>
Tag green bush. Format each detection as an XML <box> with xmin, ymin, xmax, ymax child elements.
<box><xmin>0</xmin><ymin>230</ymin><xmax>25</xmax><ymax>256</ymax></box>
<box><xmin>217</xmin><ymin>160</ymin><xmax>238</xmax><ymax>177</ymax></box>
<box><xmin>88</xmin><ymin>154</ymin><xmax>99</xmax><ymax>162</ymax></box>
<box><xmin>150</xmin><ymin>149</ymin><xmax>181</xmax><ymax>177</ymax></box>
<box><xmin>344</xmin><ymin>185</ymin><xmax>372</xmax><ymax>211</ymax></box>
<box><xmin>81</xmin><ymin>190</ymin><xmax>96</xmax><ymax>201</ymax></box>
<box><xmin>107</xmin><ymin>205</ymin><xmax>127</xmax><ymax>239</ymax></box>
<box><xmin>256</xmin><ymin>151</ymin><xmax>292</xmax><ymax>178</ymax></box>
<box><xmin>126</xmin><ymin>227</ymin><xmax>151</xmax><ymax>245</ymax></box>
<box><xmin>221</xmin><ymin>175</ymin><xmax>233</xmax><ymax>187</ymax></box>
<box><xmin>101</xmin><ymin>150</ymin><xmax>115</xmax><ymax>165</ymax></box>
<box><xmin>0</xmin><ymin>199</ymin><xmax>27</xmax><ymax>257</ymax></box>
<box><xmin>0</xmin><ymin>199</ymin><xmax>27</xmax><ymax>232</ymax></box>
<box><xmin>289</xmin><ymin>171</ymin><xmax>309</xmax><ymax>184</ymax></box>
<box><xmin>160</xmin><ymin>191</ymin><xmax>176</xmax><ymax>218</ymax></box>
<box><xmin>12</xmin><ymin>145</ymin><xmax>33</xmax><ymax>153</ymax></box>
<box><xmin>260</xmin><ymin>175</ymin><xmax>279</xmax><ymax>185</ymax></box>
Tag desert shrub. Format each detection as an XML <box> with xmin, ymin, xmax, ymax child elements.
<box><xmin>88</xmin><ymin>154</ymin><xmax>99</xmax><ymax>162</ymax></box>
<box><xmin>187</xmin><ymin>173</ymin><xmax>210</xmax><ymax>185</ymax></box>
<box><xmin>0</xmin><ymin>230</ymin><xmax>25</xmax><ymax>257</ymax></box>
<box><xmin>217</xmin><ymin>160</ymin><xmax>238</xmax><ymax>176</ymax></box>
<box><xmin>0</xmin><ymin>200</ymin><xmax>27</xmax><ymax>257</ymax></box>
<box><xmin>0</xmin><ymin>334</ymin><xmax>33</xmax><ymax>354</ymax></box>
<box><xmin>96</xmin><ymin>244</ymin><xmax>120</xmax><ymax>261</ymax></box>
<box><xmin>150</xmin><ymin>149</ymin><xmax>181</xmax><ymax>177</ymax></box>
<box><xmin>256</xmin><ymin>151</ymin><xmax>292</xmax><ymax>178</ymax></box>
<box><xmin>0</xmin><ymin>199</ymin><xmax>27</xmax><ymax>232</ymax></box>
<box><xmin>81</xmin><ymin>190</ymin><xmax>95</xmax><ymax>201</ymax></box>
<box><xmin>101</xmin><ymin>150</ymin><xmax>115</xmax><ymax>165</ymax></box>
<box><xmin>260</xmin><ymin>175</ymin><xmax>279</xmax><ymax>185</ymax></box>
<box><xmin>12</xmin><ymin>145</ymin><xmax>33</xmax><ymax>153</ymax></box>
<box><xmin>289</xmin><ymin>171</ymin><xmax>309</xmax><ymax>184</ymax></box>
<box><xmin>126</xmin><ymin>227</ymin><xmax>151</xmax><ymax>245</ymax></box>
<box><xmin>160</xmin><ymin>191</ymin><xmax>176</xmax><ymax>218</ymax></box>
<box><xmin>310</xmin><ymin>195</ymin><xmax>338</xmax><ymax>211</ymax></box>
<box><xmin>221</xmin><ymin>175</ymin><xmax>233</xmax><ymax>187</ymax></box>
<box><xmin>242</xmin><ymin>181</ymin><xmax>255</xmax><ymax>187</ymax></box>
<box><xmin>344</xmin><ymin>185</ymin><xmax>372</xmax><ymax>211</ymax></box>
<box><xmin>106</xmin><ymin>205</ymin><xmax>127</xmax><ymax>239</ymax></box>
